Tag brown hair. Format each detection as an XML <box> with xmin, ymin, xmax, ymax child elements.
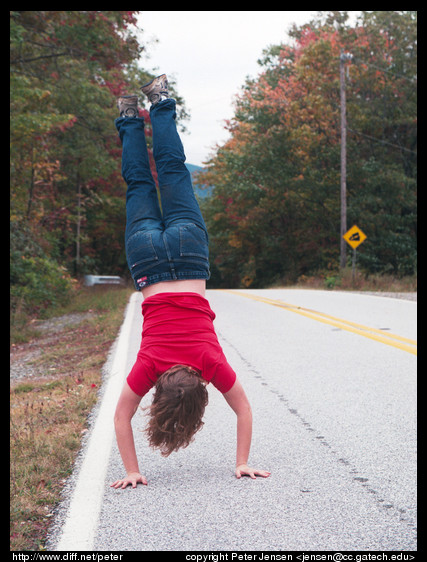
<box><xmin>144</xmin><ymin>364</ymin><xmax>209</xmax><ymax>457</ymax></box>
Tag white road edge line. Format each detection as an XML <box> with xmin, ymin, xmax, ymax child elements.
<box><xmin>55</xmin><ymin>292</ymin><xmax>139</xmax><ymax>551</ymax></box>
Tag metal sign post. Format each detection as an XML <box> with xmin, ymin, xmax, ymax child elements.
<box><xmin>352</xmin><ymin>247</ymin><xmax>357</xmax><ymax>283</ymax></box>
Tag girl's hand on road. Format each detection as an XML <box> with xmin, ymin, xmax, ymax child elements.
<box><xmin>110</xmin><ymin>472</ymin><xmax>147</xmax><ymax>489</ymax></box>
<box><xmin>235</xmin><ymin>464</ymin><xmax>271</xmax><ymax>479</ymax></box>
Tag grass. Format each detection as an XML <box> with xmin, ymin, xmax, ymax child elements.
<box><xmin>291</xmin><ymin>269</ymin><xmax>417</xmax><ymax>292</ymax></box>
<box><xmin>10</xmin><ymin>285</ymin><xmax>133</xmax><ymax>551</ymax></box>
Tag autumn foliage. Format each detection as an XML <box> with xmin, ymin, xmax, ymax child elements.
<box><xmin>10</xmin><ymin>11</ymin><xmax>417</xmax><ymax>311</ymax></box>
<box><xmin>10</xmin><ymin>11</ymin><xmax>189</xmax><ymax>316</ymax></box>
<box><xmin>200</xmin><ymin>11</ymin><xmax>417</xmax><ymax>288</ymax></box>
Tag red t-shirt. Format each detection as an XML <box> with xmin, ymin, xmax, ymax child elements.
<box><xmin>127</xmin><ymin>292</ymin><xmax>237</xmax><ymax>397</ymax></box>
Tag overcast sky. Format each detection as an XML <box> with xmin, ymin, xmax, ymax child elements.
<box><xmin>136</xmin><ymin>11</ymin><xmax>359</xmax><ymax>167</ymax></box>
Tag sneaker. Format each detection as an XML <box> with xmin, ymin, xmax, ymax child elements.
<box><xmin>140</xmin><ymin>74</ymin><xmax>169</xmax><ymax>105</ymax></box>
<box><xmin>117</xmin><ymin>95</ymin><xmax>139</xmax><ymax>117</ymax></box>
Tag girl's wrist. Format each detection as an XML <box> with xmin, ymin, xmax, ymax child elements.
<box><xmin>126</xmin><ymin>468</ymin><xmax>141</xmax><ymax>476</ymax></box>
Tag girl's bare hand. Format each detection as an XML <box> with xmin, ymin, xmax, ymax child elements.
<box><xmin>110</xmin><ymin>472</ymin><xmax>147</xmax><ymax>489</ymax></box>
<box><xmin>235</xmin><ymin>464</ymin><xmax>271</xmax><ymax>479</ymax></box>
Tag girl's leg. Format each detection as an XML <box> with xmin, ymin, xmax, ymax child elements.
<box><xmin>115</xmin><ymin>116</ymin><xmax>163</xmax><ymax>242</ymax></box>
<box><xmin>150</xmin><ymin>99</ymin><xmax>207</xmax><ymax>232</ymax></box>
<box><xmin>116</xmin><ymin>115</ymin><xmax>166</xmax><ymax>289</ymax></box>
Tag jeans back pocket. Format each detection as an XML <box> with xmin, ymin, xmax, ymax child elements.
<box><xmin>179</xmin><ymin>223</ymin><xmax>209</xmax><ymax>260</ymax></box>
<box><xmin>126</xmin><ymin>230</ymin><xmax>159</xmax><ymax>271</ymax></box>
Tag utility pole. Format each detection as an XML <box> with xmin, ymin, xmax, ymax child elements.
<box><xmin>75</xmin><ymin>159</ymin><xmax>82</xmax><ymax>277</ymax></box>
<box><xmin>340</xmin><ymin>51</ymin><xmax>353</xmax><ymax>269</ymax></box>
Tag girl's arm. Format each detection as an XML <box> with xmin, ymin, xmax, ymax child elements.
<box><xmin>223</xmin><ymin>378</ymin><xmax>271</xmax><ymax>479</ymax></box>
<box><xmin>110</xmin><ymin>382</ymin><xmax>148</xmax><ymax>488</ymax></box>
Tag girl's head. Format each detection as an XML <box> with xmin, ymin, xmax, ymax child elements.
<box><xmin>144</xmin><ymin>364</ymin><xmax>209</xmax><ymax>457</ymax></box>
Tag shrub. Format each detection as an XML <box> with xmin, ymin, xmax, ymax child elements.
<box><xmin>10</xmin><ymin>222</ymin><xmax>74</xmax><ymax>318</ymax></box>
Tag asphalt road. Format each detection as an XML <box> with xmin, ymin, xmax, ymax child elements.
<box><xmin>49</xmin><ymin>289</ymin><xmax>417</xmax><ymax>552</ymax></box>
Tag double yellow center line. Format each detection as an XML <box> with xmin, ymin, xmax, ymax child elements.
<box><xmin>222</xmin><ymin>290</ymin><xmax>417</xmax><ymax>356</ymax></box>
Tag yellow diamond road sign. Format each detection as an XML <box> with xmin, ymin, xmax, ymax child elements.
<box><xmin>343</xmin><ymin>225</ymin><xmax>367</xmax><ymax>250</ymax></box>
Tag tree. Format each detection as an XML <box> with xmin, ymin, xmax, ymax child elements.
<box><xmin>10</xmin><ymin>11</ymin><xmax>189</xmax><ymax>315</ymax></box>
<box><xmin>202</xmin><ymin>11</ymin><xmax>417</xmax><ymax>287</ymax></box>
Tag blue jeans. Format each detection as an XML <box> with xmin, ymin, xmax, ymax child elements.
<box><xmin>115</xmin><ymin>99</ymin><xmax>210</xmax><ymax>290</ymax></box>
